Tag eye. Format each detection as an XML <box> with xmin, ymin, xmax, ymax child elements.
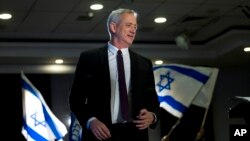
<box><xmin>126</xmin><ymin>23</ymin><xmax>132</xmax><ymax>27</ymax></box>
<box><xmin>134</xmin><ymin>25</ymin><xmax>138</xmax><ymax>30</ymax></box>
<box><xmin>126</xmin><ymin>23</ymin><xmax>137</xmax><ymax>30</ymax></box>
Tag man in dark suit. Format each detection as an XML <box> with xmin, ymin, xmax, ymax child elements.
<box><xmin>69</xmin><ymin>8</ymin><xmax>160</xmax><ymax>141</ymax></box>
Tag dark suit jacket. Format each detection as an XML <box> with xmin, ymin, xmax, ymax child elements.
<box><xmin>69</xmin><ymin>45</ymin><xmax>159</xmax><ymax>138</ymax></box>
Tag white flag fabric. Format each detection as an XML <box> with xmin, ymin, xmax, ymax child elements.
<box><xmin>153</xmin><ymin>64</ymin><xmax>218</xmax><ymax>118</ymax></box>
<box><xmin>69</xmin><ymin>112</ymin><xmax>82</xmax><ymax>141</ymax></box>
<box><xmin>234</xmin><ymin>96</ymin><xmax>250</xmax><ymax>103</ymax></box>
<box><xmin>21</xmin><ymin>73</ymin><xmax>68</xmax><ymax>141</ymax></box>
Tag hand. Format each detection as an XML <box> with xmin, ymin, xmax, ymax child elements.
<box><xmin>89</xmin><ymin>119</ymin><xmax>111</xmax><ymax>140</ymax></box>
<box><xmin>133</xmin><ymin>108</ymin><xmax>154</xmax><ymax>130</ymax></box>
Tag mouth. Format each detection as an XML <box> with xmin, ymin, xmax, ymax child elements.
<box><xmin>127</xmin><ymin>34</ymin><xmax>134</xmax><ymax>39</ymax></box>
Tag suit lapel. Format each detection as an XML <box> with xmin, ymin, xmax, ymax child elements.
<box><xmin>98</xmin><ymin>46</ymin><xmax>111</xmax><ymax>93</ymax></box>
<box><xmin>129</xmin><ymin>50</ymin><xmax>138</xmax><ymax>93</ymax></box>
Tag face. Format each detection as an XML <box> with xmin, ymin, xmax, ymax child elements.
<box><xmin>110</xmin><ymin>13</ymin><xmax>137</xmax><ymax>48</ymax></box>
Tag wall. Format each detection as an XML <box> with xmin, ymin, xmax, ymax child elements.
<box><xmin>212</xmin><ymin>68</ymin><xmax>250</xmax><ymax>141</ymax></box>
<box><xmin>51</xmin><ymin>74</ymin><xmax>74</xmax><ymax>141</ymax></box>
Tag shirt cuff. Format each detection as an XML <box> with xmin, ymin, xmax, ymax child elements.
<box><xmin>86</xmin><ymin>117</ymin><xmax>97</xmax><ymax>129</ymax></box>
<box><xmin>150</xmin><ymin>112</ymin><xmax>157</xmax><ymax>124</ymax></box>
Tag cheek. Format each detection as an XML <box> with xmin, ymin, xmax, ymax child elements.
<box><xmin>120</xmin><ymin>30</ymin><xmax>127</xmax><ymax>37</ymax></box>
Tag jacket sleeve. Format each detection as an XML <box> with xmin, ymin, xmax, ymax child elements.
<box><xmin>145</xmin><ymin>59</ymin><xmax>160</xmax><ymax>129</ymax></box>
<box><xmin>69</xmin><ymin>52</ymin><xmax>92</xmax><ymax>130</ymax></box>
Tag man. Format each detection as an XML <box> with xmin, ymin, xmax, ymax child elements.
<box><xmin>69</xmin><ymin>8</ymin><xmax>159</xmax><ymax>141</ymax></box>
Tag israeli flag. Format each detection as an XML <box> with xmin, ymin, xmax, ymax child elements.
<box><xmin>153</xmin><ymin>64</ymin><xmax>218</xmax><ymax>118</ymax></box>
<box><xmin>21</xmin><ymin>72</ymin><xmax>68</xmax><ymax>141</ymax></box>
<box><xmin>69</xmin><ymin>112</ymin><xmax>82</xmax><ymax>141</ymax></box>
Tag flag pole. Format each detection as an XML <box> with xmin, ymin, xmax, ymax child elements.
<box><xmin>161</xmin><ymin>119</ymin><xmax>181</xmax><ymax>141</ymax></box>
<box><xmin>194</xmin><ymin>68</ymin><xmax>219</xmax><ymax>141</ymax></box>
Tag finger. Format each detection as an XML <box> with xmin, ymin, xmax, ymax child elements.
<box><xmin>100</xmin><ymin>125</ymin><xmax>111</xmax><ymax>138</ymax></box>
<box><xmin>139</xmin><ymin>114</ymin><xmax>148</xmax><ymax>120</ymax></box>
<box><xmin>98</xmin><ymin>128</ymin><xmax>109</xmax><ymax>139</ymax></box>
<box><xmin>136</xmin><ymin>123</ymin><xmax>148</xmax><ymax>130</ymax></box>
<box><xmin>93</xmin><ymin>128</ymin><xmax>103</xmax><ymax>140</ymax></box>
<box><xmin>133</xmin><ymin>119</ymin><xmax>144</xmax><ymax>124</ymax></box>
<box><xmin>139</xmin><ymin>109</ymin><xmax>147</xmax><ymax>116</ymax></box>
<box><xmin>136</xmin><ymin>123</ymin><xmax>144</xmax><ymax>128</ymax></box>
<box><xmin>134</xmin><ymin>118</ymin><xmax>151</xmax><ymax>129</ymax></box>
<box><xmin>134</xmin><ymin>120</ymin><xmax>147</xmax><ymax>127</ymax></box>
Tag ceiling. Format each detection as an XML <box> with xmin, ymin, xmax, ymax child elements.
<box><xmin>0</xmin><ymin>0</ymin><xmax>250</xmax><ymax>73</ymax></box>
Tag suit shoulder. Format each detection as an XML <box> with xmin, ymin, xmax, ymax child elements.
<box><xmin>130</xmin><ymin>50</ymin><xmax>152</xmax><ymax>65</ymax></box>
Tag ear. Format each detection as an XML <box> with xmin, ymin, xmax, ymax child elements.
<box><xmin>110</xmin><ymin>22</ymin><xmax>116</xmax><ymax>33</ymax></box>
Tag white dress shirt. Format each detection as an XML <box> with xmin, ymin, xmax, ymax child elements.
<box><xmin>108</xmin><ymin>42</ymin><xmax>131</xmax><ymax>124</ymax></box>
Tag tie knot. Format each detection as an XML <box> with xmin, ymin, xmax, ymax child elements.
<box><xmin>117</xmin><ymin>50</ymin><xmax>122</xmax><ymax>56</ymax></box>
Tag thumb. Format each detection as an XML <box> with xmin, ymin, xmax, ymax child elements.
<box><xmin>139</xmin><ymin>109</ymin><xmax>147</xmax><ymax>116</ymax></box>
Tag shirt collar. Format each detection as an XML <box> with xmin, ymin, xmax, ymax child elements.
<box><xmin>108</xmin><ymin>42</ymin><xmax>129</xmax><ymax>56</ymax></box>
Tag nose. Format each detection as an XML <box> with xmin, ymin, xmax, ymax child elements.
<box><xmin>131</xmin><ymin>27</ymin><xmax>136</xmax><ymax>34</ymax></box>
<box><xmin>130</xmin><ymin>30</ymin><xmax>135</xmax><ymax>34</ymax></box>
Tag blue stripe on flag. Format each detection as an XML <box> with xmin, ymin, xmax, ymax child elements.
<box><xmin>153</xmin><ymin>65</ymin><xmax>209</xmax><ymax>84</ymax></box>
<box><xmin>22</xmin><ymin>118</ymin><xmax>48</xmax><ymax>141</ymax></box>
<box><xmin>69</xmin><ymin>112</ymin><xmax>82</xmax><ymax>141</ymax></box>
<box><xmin>43</xmin><ymin>105</ymin><xmax>63</xmax><ymax>140</ymax></box>
<box><xmin>21</xmin><ymin>79</ymin><xmax>39</xmax><ymax>97</ymax></box>
<box><xmin>158</xmin><ymin>95</ymin><xmax>187</xmax><ymax>113</ymax></box>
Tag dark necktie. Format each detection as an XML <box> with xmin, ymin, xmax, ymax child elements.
<box><xmin>117</xmin><ymin>50</ymin><xmax>129</xmax><ymax>121</ymax></box>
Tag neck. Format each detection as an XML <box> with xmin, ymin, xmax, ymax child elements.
<box><xmin>110</xmin><ymin>39</ymin><xmax>130</xmax><ymax>49</ymax></box>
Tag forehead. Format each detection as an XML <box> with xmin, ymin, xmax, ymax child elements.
<box><xmin>120</xmin><ymin>13</ymin><xmax>137</xmax><ymax>23</ymax></box>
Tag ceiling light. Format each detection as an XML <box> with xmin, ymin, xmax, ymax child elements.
<box><xmin>90</xmin><ymin>3</ymin><xmax>103</xmax><ymax>10</ymax></box>
<box><xmin>55</xmin><ymin>59</ymin><xmax>63</xmax><ymax>64</ymax></box>
<box><xmin>154</xmin><ymin>17</ymin><xmax>167</xmax><ymax>23</ymax></box>
<box><xmin>244</xmin><ymin>47</ymin><xmax>250</xmax><ymax>52</ymax></box>
<box><xmin>88</xmin><ymin>12</ymin><xmax>94</xmax><ymax>17</ymax></box>
<box><xmin>155</xmin><ymin>60</ymin><xmax>163</xmax><ymax>65</ymax></box>
<box><xmin>175</xmin><ymin>34</ymin><xmax>190</xmax><ymax>49</ymax></box>
<box><xmin>0</xmin><ymin>13</ymin><xmax>12</xmax><ymax>20</ymax></box>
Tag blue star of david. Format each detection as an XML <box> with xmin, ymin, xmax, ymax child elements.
<box><xmin>157</xmin><ymin>71</ymin><xmax>174</xmax><ymax>92</ymax></box>
<box><xmin>31</xmin><ymin>112</ymin><xmax>46</xmax><ymax>127</ymax></box>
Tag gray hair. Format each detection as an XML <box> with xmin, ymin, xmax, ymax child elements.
<box><xmin>107</xmin><ymin>8</ymin><xmax>137</xmax><ymax>37</ymax></box>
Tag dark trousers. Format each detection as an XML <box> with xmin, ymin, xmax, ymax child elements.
<box><xmin>83</xmin><ymin>122</ymin><xmax>149</xmax><ymax>141</ymax></box>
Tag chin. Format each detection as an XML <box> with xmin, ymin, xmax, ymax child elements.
<box><xmin>127</xmin><ymin>43</ymin><xmax>133</xmax><ymax>46</ymax></box>
<box><xmin>127</xmin><ymin>40</ymin><xmax>134</xmax><ymax>45</ymax></box>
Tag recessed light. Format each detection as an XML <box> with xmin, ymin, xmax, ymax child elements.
<box><xmin>244</xmin><ymin>47</ymin><xmax>250</xmax><ymax>52</ymax></box>
<box><xmin>155</xmin><ymin>60</ymin><xmax>163</xmax><ymax>65</ymax></box>
<box><xmin>55</xmin><ymin>59</ymin><xmax>63</xmax><ymax>64</ymax></box>
<box><xmin>90</xmin><ymin>4</ymin><xmax>103</xmax><ymax>10</ymax></box>
<box><xmin>154</xmin><ymin>17</ymin><xmax>167</xmax><ymax>23</ymax></box>
<box><xmin>0</xmin><ymin>13</ymin><xmax>12</xmax><ymax>20</ymax></box>
<box><xmin>88</xmin><ymin>12</ymin><xmax>94</xmax><ymax>17</ymax></box>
